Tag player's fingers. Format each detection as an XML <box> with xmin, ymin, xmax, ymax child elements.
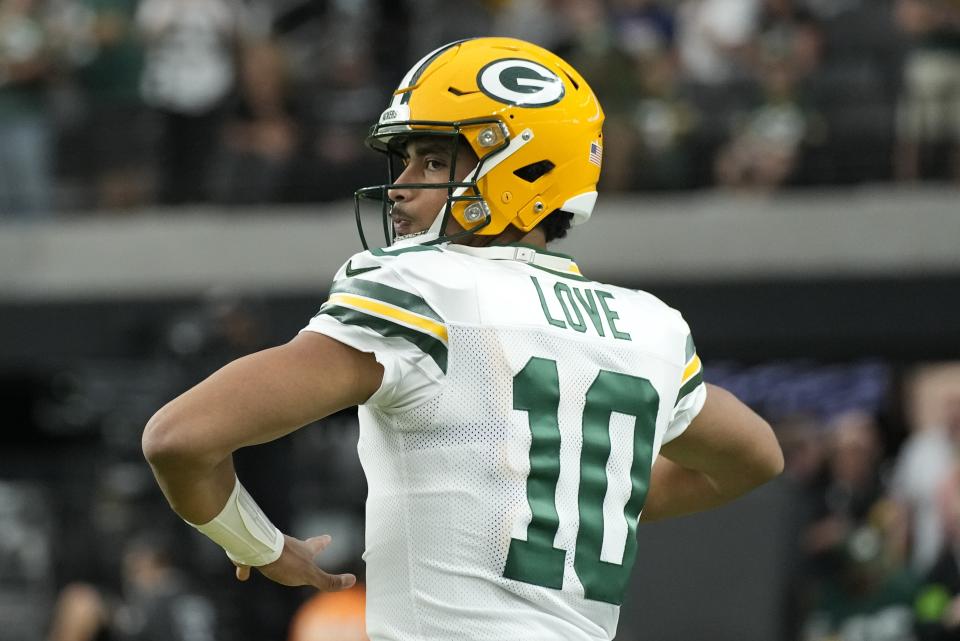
<box><xmin>313</xmin><ymin>571</ymin><xmax>357</xmax><ymax>592</ymax></box>
<box><xmin>336</xmin><ymin>573</ymin><xmax>358</xmax><ymax>590</ymax></box>
<box><xmin>235</xmin><ymin>565</ymin><xmax>251</xmax><ymax>582</ymax></box>
<box><xmin>305</xmin><ymin>534</ymin><xmax>333</xmax><ymax>555</ymax></box>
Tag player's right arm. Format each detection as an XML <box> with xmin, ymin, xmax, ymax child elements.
<box><xmin>141</xmin><ymin>330</ymin><xmax>383</xmax><ymax>589</ymax></box>
<box><xmin>640</xmin><ymin>384</ymin><xmax>784</xmax><ymax>521</ymax></box>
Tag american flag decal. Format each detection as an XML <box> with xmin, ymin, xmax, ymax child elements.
<box><xmin>588</xmin><ymin>141</ymin><xmax>603</xmax><ymax>167</ymax></box>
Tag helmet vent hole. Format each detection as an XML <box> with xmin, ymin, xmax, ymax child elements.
<box><xmin>513</xmin><ymin>160</ymin><xmax>556</xmax><ymax>183</ymax></box>
<box><xmin>561</xmin><ymin>69</ymin><xmax>580</xmax><ymax>90</ymax></box>
<box><xmin>448</xmin><ymin>86</ymin><xmax>468</xmax><ymax>96</ymax></box>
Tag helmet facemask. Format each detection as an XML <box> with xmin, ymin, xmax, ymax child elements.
<box><xmin>353</xmin><ymin>118</ymin><xmax>512</xmax><ymax>249</ymax></box>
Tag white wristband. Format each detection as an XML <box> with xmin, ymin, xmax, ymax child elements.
<box><xmin>187</xmin><ymin>477</ymin><xmax>285</xmax><ymax>567</ymax></box>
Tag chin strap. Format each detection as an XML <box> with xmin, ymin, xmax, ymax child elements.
<box><xmin>445</xmin><ymin>243</ymin><xmax>581</xmax><ymax>275</ymax></box>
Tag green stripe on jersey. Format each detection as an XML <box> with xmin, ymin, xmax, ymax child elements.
<box><xmin>675</xmin><ymin>370</ymin><xmax>703</xmax><ymax>405</ymax></box>
<box><xmin>330</xmin><ymin>278</ymin><xmax>442</xmax><ymax>322</ymax></box>
<box><xmin>318</xmin><ymin>305</ymin><xmax>448</xmax><ymax>373</ymax></box>
<box><xmin>685</xmin><ymin>335</ymin><xmax>696</xmax><ymax>363</ymax></box>
<box><xmin>526</xmin><ymin>262</ymin><xmax>591</xmax><ymax>282</ymax></box>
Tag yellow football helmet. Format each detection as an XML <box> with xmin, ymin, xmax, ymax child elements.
<box><xmin>354</xmin><ymin>37</ymin><xmax>605</xmax><ymax>248</ymax></box>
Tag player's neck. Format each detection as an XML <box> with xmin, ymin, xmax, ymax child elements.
<box><xmin>455</xmin><ymin>226</ymin><xmax>547</xmax><ymax>250</ymax></box>
<box><xmin>514</xmin><ymin>226</ymin><xmax>547</xmax><ymax>249</ymax></box>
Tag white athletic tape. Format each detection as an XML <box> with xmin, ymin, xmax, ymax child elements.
<box><xmin>188</xmin><ymin>477</ymin><xmax>284</xmax><ymax>567</ymax></box>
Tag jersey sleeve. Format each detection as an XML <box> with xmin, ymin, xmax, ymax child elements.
<box><xmin>300</xmin><ymin>253</ymin><xmax>448</xmax><ymax>413</ymax></box>
<box><xmin>663</xmin><ymin>333</ymin><xmax>707</xmax><ymax>443</ymax></box>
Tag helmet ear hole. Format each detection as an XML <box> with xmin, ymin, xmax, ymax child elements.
<box><xmin>513</xmin><ymin>160</ymin><xmax>556</xmax><ymax>183</ymax></box>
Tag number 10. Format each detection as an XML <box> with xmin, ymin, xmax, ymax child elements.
<box><xmin>503</xmin><ymin>357</ymin><xmax>659</xmax><ymax>605</ymax></box>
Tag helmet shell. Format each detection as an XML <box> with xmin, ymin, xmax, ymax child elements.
<box><xmin>370</xmin><ymin>37</ymin><xmax>605</xmax><ymax>236</ymax></box>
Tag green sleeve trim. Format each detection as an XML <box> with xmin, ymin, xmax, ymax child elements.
<box><xmin>330</xmin><ymin>278</ymin><xmax>443</xmax><ymax>322</ymax></box>
<box><xmin>316</xmin><ymin>305</ymin><xmax>448</xmax><ymax>373</ymax></box>
<box><xmin>526</xmin><ymin>262</ymin><xmax>591</xmax><ymax>282</ymax></box>
<box><xmin>675</xmin><ymin>371</ymin><xmax>703</xmax><ymax>406</ymax></box>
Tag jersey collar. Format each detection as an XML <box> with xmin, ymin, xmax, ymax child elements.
<box><xmin>445</xmin><ymin>242</ymin><xmax>583</xmax><ymax>276</ymax></box>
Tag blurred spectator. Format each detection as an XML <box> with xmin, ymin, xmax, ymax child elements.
<box><xmin>628</xmin><ymin>50</ymin><xmax>700</xmax><ymax>190</ymax></box>
<box><xmin>136</xmin><ymin>0</ymin><xmax>254</xmax><ymax>205</ymax></box>
<box><xmin>914</xmin><ymin>461</ymin><xmax>960</xmax><ymax>641</ymax></box>
<box><xmin>712</xmin><ymin>0</ymin><xmax>826</xmax><ymax>192</ymax></box>
<box><xmin>891</xmin><ymin>364</ymin><xmax>960</xmax><ymax>573</ymax></box>
<box><xmin>554</xmin><ymin>0</ymin><xmax>641</xmax><ymax>190</ymax></box>
<box><xmin>48</xmin><ymin>533</ymin><xmax>219</xmax><ymax>641</ymax></box>
<box><xmin>673</xmin><ymin>0</ymin><xmax>763</xmax><ymax>184</ymax></box>
<box><xmin>271</xmin><ymin>1</ymin><xmax>391</xmax><ymax>202</ymax></box>
<box><xmin>802</xmin><ymin>503</ymin><xmax>921</xmax><ymax>641</ymax></box>
<box><xmin>489</xmin><ymin>0</ymin><xmax>566</xmax><ymax>48</ymax></box>
<box><xmin>611</xmin><ymin>0</ymin><xmax>676</xmax><ymax>59</ymax></box>
<box><xmin>0</xmin><ymin>482</ymin><xmax>53</xmax><ymax>639</ymax></box>
<box><xmin>777</xmin><ymin>415</ymin><xmax>832</xmax><ymax>638</ymax></box>
<box><xmin>212</xmin><ymin>31</ymin><xmax>297</xmax><ymax>205</ymax></box>
<box><xmin>713</xmin><ymin>60</ymin><xmax>816</xmax><ymax>192</ymax></box>
<box><xmin>803</xmin><ymin>412</ymin><xmax>889</xmax><ymax>577</ymax></box>
<box><xmin>0</xmin><ymin>0</ymin><xmax>55</xmax><ymax>218</ymax></box>
<box><xmin>67</xmin><ymin>0</ymin><xmax>152</xmax><ymax>210</ymax></box>
<box><xmin>893</xmin><ymin>0</ymin><xmax>960</xmax><ymax>182</ymax></box>
<box><xmin>800</xmin><ymin>0</ymin><xmax>864</xmax><ymax>21</ymax></box>
<box><xmin>406</xmin><ymin>0</ymin><xmax>493</xmax><ymax>67</ymax></box>
<box><xmin>607</xmin><ymin>0</ymin><xmax>699</xmax><ymax>190</ymax></box>
<box><xmin>288</xmin><ymin>585</ymin><xmax>368</xmax><ymax>641</ymax></box>
<box><xmin>751</xmin><ymin>0</ymin><xmax>824</xmax><ymax>80</ymax></box>
<box><xmin>676</xmin><ymin>0</ymin><xmax>760</xmax><ymax>86</ymax></box>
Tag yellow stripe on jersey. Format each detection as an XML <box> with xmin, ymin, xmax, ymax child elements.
<box><xmin>327</xmin><ymin>292</ymin><xmax>448</xmax><ymax>344</ymax></box>
<box><xmin>568</xmin><ymin>263</ymin><xmax>582</xmax><ymax>275</ymax></box>
<box><xmin>681</xmin><ymin>354</ymin><xmax>702</xmax><ymax>384</ymax></box>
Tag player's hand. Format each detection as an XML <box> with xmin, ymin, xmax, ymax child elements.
<box><xmin>233</xmin><ymin>534</ymin><xmax>356</xmax><ymax>591</ymax></box>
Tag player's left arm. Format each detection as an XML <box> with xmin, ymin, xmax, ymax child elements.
<box><xmin>641</xmin><ymin>383</ymin><xmax>783</xmax><ymax>521</ymax></box>
<box><xmin>142</xmin><ymin>331</ymin><xmax>383</xmax><ymax>587</ymax></box>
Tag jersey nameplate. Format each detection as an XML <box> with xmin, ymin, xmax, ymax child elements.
<box><xmin>530</xmin><ymin>276</ymin><xmax>631</xmax><ymax>341</ymax></box>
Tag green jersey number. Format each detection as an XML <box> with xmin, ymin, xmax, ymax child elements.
<box><xmin>503</xmin><ymin>356</ymin><xmax>659</xmax><ymax>605</ymax></box>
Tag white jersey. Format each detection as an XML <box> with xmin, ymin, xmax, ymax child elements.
<box><xmin>301</xmin><ymin>242</ymin><xmax>707</xmax><ymax>641</ymax></box>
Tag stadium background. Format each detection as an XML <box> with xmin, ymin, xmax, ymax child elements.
<box><xmin>1</xmin><ymin>0</ymin><xmax>959</xmax><ymax>639</ymax></box>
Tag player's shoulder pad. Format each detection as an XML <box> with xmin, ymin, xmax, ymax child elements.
<box><xmin>319</xmin><ymin>246</ymin><xmax>451</xmax><ymax>378</ymax></box>
<box><xmin>616</xmin><ymin>284</ymin><xmax>681</xmax><ymax>316</ymax></box>
<box><xmin>618</xmin><ymin>284</ymin><xmax>693</xmax><ymax>334</ymax></box>
<box><xmin>626</xmin><ymin>287</ymin><xmax>698</xmax><ymax>368</ymax></box>
<box><xmin>330</xmin><ymin>244</ymin><xmax>480</xmax><ymax>325</ymax></box>
<box><xmin>326</xmin><ymin>245</ymin><xmax>450</xmax><ymax>325</ymax></box>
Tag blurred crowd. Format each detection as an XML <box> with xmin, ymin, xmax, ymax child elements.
<box><xmin>776</xmin><ymin>363</ymin><xmax>960</xmax><ymax>641</ymax></box>
<box><xmin>1</xmin><ymin>0</ymin><xmax>959</xmax><ymax>218</ymax></box>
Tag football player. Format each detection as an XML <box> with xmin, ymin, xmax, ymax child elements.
<box><xmin>143</xmin><ymin>37</ymin><xmax>783</xmax><ymax>640</ymax></box>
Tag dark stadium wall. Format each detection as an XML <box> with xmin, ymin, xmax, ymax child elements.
<box><xmin>2</xmin><ymin>275</ymin><xmax>958</xmax><ymax>365</ymax></box>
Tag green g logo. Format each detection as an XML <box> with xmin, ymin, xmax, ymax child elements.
<box><xmin>477</xmin><ymin>59</ymin><xmax>565</xmax><ymax>107</ymax></box>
